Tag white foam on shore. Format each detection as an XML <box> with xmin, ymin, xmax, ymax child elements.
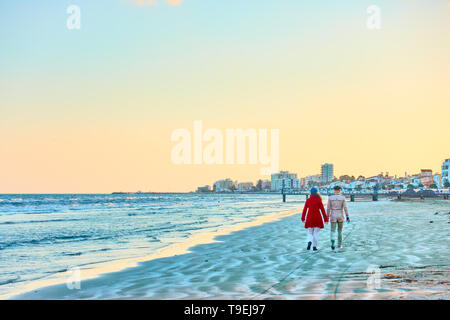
<box><xmin>1</xmin><ymin>209</ymin><xmax>299</xmax><ymax>300</ymax></box>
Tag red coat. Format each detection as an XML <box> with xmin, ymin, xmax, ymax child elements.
<box><xmin>301</xmin><ymin>195</ymin><xmax>328</xmax><ymax>228</ymax></box>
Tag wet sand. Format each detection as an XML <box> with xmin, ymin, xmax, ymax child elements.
<box><xmin>9</xmin><ymin>201</ymin><xmax>450</xmax><ymax>300</ymax></box>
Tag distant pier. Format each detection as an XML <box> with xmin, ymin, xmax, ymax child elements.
<box><xmin>280</xmin><ymin>190</ymin><xmax>449</xmax><ymax>202</ymax></box>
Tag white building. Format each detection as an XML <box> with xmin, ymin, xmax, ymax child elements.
<box><xmin>366</xmin><ymin>176</ymin><xmax>381</xmax><ymax>184</ymax></box>
<box><xmin>433</xmin><ymin>174</ymin><xmax>441</xmax><ymax>188</ymax></box>
<box><xmin>196</xmin><ymin>185</ymin><xmax>211</xmax><ymax>192</ymax></box>
<box><xmin>409</xmin><ymin>176</ymin><xmax>420</xmax><ymax>187</ymax></box>
<box><xmin>346</xmin><ymin>180</ymin><xmax>364</xmax><ymax>190</ymax></box>
<box><xmin>301</xmin><ymin>174</ymin><xmax>322</xmax><ymax>188</ymax></box>
<box><xmin>261</xmin><ymin>179</ymin><xmax>271</xmax><ymax>191</ymax></box>
<box><xmin>419</xmin><ymin>169</ymin><xmax>433</xmax><ymax>187</ymax></box>
<box><xmin>237</xmin><ymin>182</ymin><xmax>254</xmax><ymax>192</ymax></box>
<box><xmin>442</xmin><ymin>159</ymin><xmax>450</xmax><ymax>186</ymax></box>
<box><xmin>214</xmin><ymin>179</ymin><xmax>234</xmax><ymax>192</ymax></box>
<box><xmin>271</xmin><ymin>171</ymin><xmax>300</xmax><ymax>192</ymax></box>
<box><xmin>321</xmin><ymin>163</ymin><xmax>334</xmax><ymax>183</ymax></box>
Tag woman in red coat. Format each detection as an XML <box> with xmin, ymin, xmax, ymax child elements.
<box><xmin>301</xmin><ymin>187</ymin><xmax>328</xmax><ymax>251</ymax></box>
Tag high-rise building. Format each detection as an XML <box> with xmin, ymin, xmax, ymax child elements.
<box><xmin>321</xmin><ymin>163</ymin><xmax>334</xmax><ymax>183</ymax></box>
<box><xmin>442</xmin><ymin>159</ymin><xmax>450</xmax><ymax>186</ymax></box>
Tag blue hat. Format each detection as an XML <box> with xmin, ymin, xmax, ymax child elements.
<box><xmin>310</xmin><ymin>187</ymin><xmax>318</xmax><ymax>194</ymax></box>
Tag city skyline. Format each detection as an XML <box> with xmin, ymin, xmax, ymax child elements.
<box><xmin>198</xmin><ymin>159</ymin><xmax>449</xmax><ymax>193</ymax></box>
<box><xmin>1</xmin><ymin>1</ymin><xmax>450</xmax><ymax>193</ymax></box>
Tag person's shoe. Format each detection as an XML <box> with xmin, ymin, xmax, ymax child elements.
<box><xmin>313</xmin><ymin>247</ymin><xmax>318</xmax><ymax>251</ymax></box>
<box><xmin>337</xmin><ymin>245</ymin><xmax>343</xmax><ymax>249</ymax></box>
<box><xmin>331</xmin><ymin>240</ymin><xmax>335</xmax><ymax>250</ymax></box>
<box><xmin>307</xmin><ymin>241</ymin><xmax>312</xmax><ymax>250</ymax></box>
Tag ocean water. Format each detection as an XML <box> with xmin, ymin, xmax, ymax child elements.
<box><xmin>0</xmin><ymin>193</ymin><xmax>303</xmax><ymax>297</ymax></box>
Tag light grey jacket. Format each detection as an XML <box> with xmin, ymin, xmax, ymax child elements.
<box><xmin>327</xmin><ymin>194</ymin><xmax>349</xmax><ymax>222</ymax></box>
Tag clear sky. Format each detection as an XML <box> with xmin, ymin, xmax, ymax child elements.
<box><xmin>1</xmin><ymin>0</ymin><xmax>449</xmax><ymax>193</ymax></box>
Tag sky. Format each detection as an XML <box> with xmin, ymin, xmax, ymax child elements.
<box><xmin>1</xmin><ymin>0</ymin><xmax>449</xmax><ymax>193</ymax></box>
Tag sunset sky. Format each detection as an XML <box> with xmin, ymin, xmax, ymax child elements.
<box><xmin>1</xmin><ymin>0</ymin><xmax>449</xmax><ymax>193</ymax></box>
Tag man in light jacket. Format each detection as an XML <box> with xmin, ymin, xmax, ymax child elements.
<box><xmin>327</xmin><ymin>186</ymin><xmax>350</xmax><ymax>250</ymax></box>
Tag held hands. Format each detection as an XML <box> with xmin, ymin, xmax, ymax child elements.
<box><xmin>346</xmin><ymin>216</ymin><xmax>350</xmax><ymax>223</ymax></box>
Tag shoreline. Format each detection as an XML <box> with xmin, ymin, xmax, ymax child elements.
<box><xmin>1</xmin><ymin>208</ymin><xmax>299</xmax><ymax>300</ymax></box>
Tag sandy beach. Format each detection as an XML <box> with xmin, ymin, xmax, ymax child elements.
<box><xmin>8</xmin><ymin>199</ymin><xmax>449</xmax><ymax>300</ymax></box>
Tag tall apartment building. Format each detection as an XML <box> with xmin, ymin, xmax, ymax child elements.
<box><xmin>321</xmin><ymin>163</ymin><xmax>334</xmax><ymax>183</ymax></box>
<box><xmin>271</xmin><ymin>171</ymin><xmax>300</xmax><ymax>192</ymax></box>
<box><xmin>442</xmin><ymin>159</ymin><xmax>450</xmax><ymax>186</ymax></box>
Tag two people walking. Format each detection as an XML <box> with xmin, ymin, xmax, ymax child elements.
<box><xmin>301</xmin><ymin>186</ymin><xmax>350</xmax><ymax>251</ymax></box>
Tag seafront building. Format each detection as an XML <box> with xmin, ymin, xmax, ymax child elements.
<box><xmin>214</xmin><ymin>179</ymin><xmax>234</xmax><ymax>192</ymax></box>
<box><xmin>300</xmin><ymin>174</ymin><xmax>322</xmax><ymax>188</ymax></box>
<box><xmin>321</xmin><ymin>163</ymin><xmax>334</xmax><ymax>183</ymax></box>
<box><xmin>365</xmin><ymin>176</ymin><xmax>380</xmax><ymax>184</ymax></box>
<box><xmin>345</xmin><ymin>180</ymin><xmax>365</xmax><ymax>190</ymax></box>
<box><xmin>271</xmin><ymin>171</ymin><xmax>300</xmax><ymax>192</ymax></box>
<box><xmin>196</xmin><ymin>185</ymin><xmax>211</xmax><ymax>192</ymax></box>
<box><xmin>419</xmin><ymin>169</ymin><xmax>433</xmax><ymax>187</ymax></box>
<box><xmin>261</xmin><ymin>179</ymin><xmax>271</xmax><ymax>190</ymax></box>
<box><xmin>237</xmin><ymin>182</ymin><xmax>254</xmax><ymax>192</ymax></box>
<box><xmin>442</xmin><ymin>159</ymin><xmax>450</xmax><ymax>186</ymax></box>
<box><xmin>433</xmin><ymin>174</ymin><xmax>441</xmax><ymax>187</ymax></box>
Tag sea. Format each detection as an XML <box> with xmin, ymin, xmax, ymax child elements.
<box><xmin>0</xmin><ymin>193</ymin><xmax>303</xmax><ymax>297</ymax></box>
